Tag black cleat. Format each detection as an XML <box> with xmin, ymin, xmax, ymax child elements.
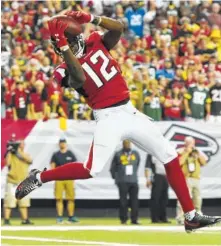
<box><xmin>185</xmin><ymin>212</ymin><xmax>221</xmax><ymax>233</ymax></box>
<box><xmin>21</xmin><ymin>219</ymin><xmax>34</xmax><ymax>225</ymax></box>
<box><xmin>4</xmin><ymin>219</ymin><xmax>11</xmax><ymax>225</ymax></box>
<box><xmin>131</xmin><ymin>221</ymin><xmax>141</xmax><ymax>225</ymax></box>
<box><xmin>15</xmin><ymin>169</ymin><xmax>43</xmax><ymax>200</ymax></box>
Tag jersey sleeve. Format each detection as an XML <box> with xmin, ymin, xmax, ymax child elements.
<box><xmin>87</xmin><ymin>31</ymin><xmax>104</xmax><ymax>44</ymax></box>
<box><xmin>184</xmin><ymin>86</ymin><xmax>193</xmax><ymax>100</ymax></box>
<box><xmin>53</xmin><ymin>63</ymin><xmax>69</xmax><ymax>87</ymax></box>
<box><xmin>124</xmin><ymin>7</ymin><xmax>132</xmax><ymax>19</ymax></box>
<box><xmin>205</xmin><ymin>89</ymin><xmax>212</xmax><ymax>103</ymax></box>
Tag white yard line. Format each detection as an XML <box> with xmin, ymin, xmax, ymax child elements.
<box><xmin>1</xmin><ymin>236</ymin><xmax>218</xmax><ymax>246</ymax></box>
<box><xmin>1</xmin><ymin>225</ymin><xmax>221</xmax><ymax>232</ymax></box>
<box><xmin>1</xmin><ymin>235</ymin><xmax>155</xmax><ymax>246</ymax></box>
<box><xmin>1</xmin><ymin>236</ymin><xmax>217</xmax><ymax>246</ymax></box>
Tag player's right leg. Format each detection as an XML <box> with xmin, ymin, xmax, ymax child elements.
<box><xmin>15</xmin><ymin>114</ymin><xmax>121</xmax><ymax>200</ymax></box>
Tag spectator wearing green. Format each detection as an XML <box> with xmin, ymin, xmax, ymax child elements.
<box><xmin>184</xmin><ymin>74</ymin><xmax>211</xmax><ymax>122</ymax></box>
<box><xmin>63</xmin><ymin>88</ymin><xmax>80</xmax><ymax>119</ymax></box>
<box><xmin>143</xmin><ymin>80</ymin><xmax>165</xmax><ymax>121</ymax></box>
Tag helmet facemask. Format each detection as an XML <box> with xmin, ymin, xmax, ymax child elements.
<box><xmin>51</xmin><ymin>34</ymin><xmax>85</xmax><ymax>59</ymax></box>
<box><xmin>68</xmin><ymin>34</ymin><xmax>85</xmax><ymax>58</ymax></box>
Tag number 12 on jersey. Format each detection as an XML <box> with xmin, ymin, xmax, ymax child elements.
<box><xmin>82</xmin><ymin>50</ymin><xmax>117</xmax><ymax>88</ymax></box>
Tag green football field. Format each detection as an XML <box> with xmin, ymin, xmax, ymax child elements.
<box><xmin>1</xmin><ymin>218</ymin><xmax>221</xmax><ymax>246</ymax></box>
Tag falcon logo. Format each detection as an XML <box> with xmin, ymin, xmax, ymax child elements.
<box><xmin>164</xmin><ymin>124</ymin><xmax>219</xmax><ymax>161</ymax></box>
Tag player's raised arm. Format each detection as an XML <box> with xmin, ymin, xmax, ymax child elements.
<box><xmin>66</xmin><ymin>11</ymin><xmax>124</xmax><ymax>50</ymax></box>
<box><xmin>62</xmin><ymin>48</ymin><xmax>86</xmax><ymax>88</ymax></box>
<box><xmin>99</xmin><ymin>16</ymin><xmax>124</xmax><ymax>50</ymax></box>
<box><xmin>48</xmin><ymin>19</ymin><xmax>86</xmax><ymax>89</ymax></box>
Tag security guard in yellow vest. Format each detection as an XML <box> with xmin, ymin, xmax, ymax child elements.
<box><xmin>4</xmin><ymin>140</ymin><xmax>33</xmax><ymax>225</ymax></box>
<box><xmin>110</xmin><ymin>140</ymin><xmax>140</xmax><ymax>225</ymax></box>
<box><xmin>176</xmin><ymin>136</ymin><xmax>207</xmax><ymax>224</ymax></box>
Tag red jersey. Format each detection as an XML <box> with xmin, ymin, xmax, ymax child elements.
<box><xmin>46</xmin><ymin>80</ymin><xmax>62</xmax><ymax>102</ymax></box>
<box><xmin>164</xmin><ymin>96</ymin><xmax>182</xmax><ymax>119</ymax></box>
<box><xmin>30</xmin><ymin>89</ymin><xmax>48</xmax><ymax>112</ymax></box>
<box><xmin>54</xmin><ymin>32</ymin><xmax>129</xmax><ymax>109</ymax></box>
<box><xmin>11</xmin><ymin>88</ymin><xmax>30</xmax><ymax>109</ymax></box>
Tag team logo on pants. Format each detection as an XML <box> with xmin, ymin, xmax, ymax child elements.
<box><xmin>164</xmin><ymin>124</ymin><xmax>219</xmax><ymax>161</ymax></box>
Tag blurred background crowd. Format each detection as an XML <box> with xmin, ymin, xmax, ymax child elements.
<box><xmin>1</xmin><ymin>0</ymin><xmax>221</xmax><ymax>122</ymax></box>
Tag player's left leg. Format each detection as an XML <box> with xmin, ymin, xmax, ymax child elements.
<box><xmin>123</xmin><ymin>102</ymin><xmax>221</xmax><ymax>232</ymax></box>
<box><xmin>123</xmin><ymin>107</ymin><xmax>194</xmax><ymax>215</ymax></box>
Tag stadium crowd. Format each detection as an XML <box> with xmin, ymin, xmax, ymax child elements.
<box><xmin>1</xmin><ymin>0</ymin><xmax>221</xmax><ymax>122</ymax></box>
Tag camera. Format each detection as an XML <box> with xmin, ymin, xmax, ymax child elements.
<box><xmin>190</xmin><ymin>148</ymin><xmax>198</xmax><ymax>158</ymax></box>
<box><xmin>6</xmin><ymin>134</ymin><xmax>20</xmax><ymax>154</ymax></box>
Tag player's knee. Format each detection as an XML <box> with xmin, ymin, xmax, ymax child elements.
<box><xmin>160</xmin><ymin>143</ymin><xmax>177</xmax><ymax>164</ymax></box>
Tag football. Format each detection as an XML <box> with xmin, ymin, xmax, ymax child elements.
<box><xmin>48</xmin><ymin>15</ymin><xmax>82</xmax><ymax>37</ymax></box>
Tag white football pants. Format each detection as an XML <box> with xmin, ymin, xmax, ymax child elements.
<box><xmin>84</xmin><ymin>101</ymin><xmax>177</xmax><ymax>177</ymax></box>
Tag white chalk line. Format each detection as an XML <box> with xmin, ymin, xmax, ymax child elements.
<box><xmin>1</xmin><ymin>225</ymin><xmax>221</xmax><ymax>232</ymax></box>
<box><xmin>1</xmin><ymin>235</ymin><xmax>158</xmax><ymax>246</ymax></box>
<box><xmin>1</xmin><ymin>236</ymin><xmax>219</xmax><ymax>246</ymax></box>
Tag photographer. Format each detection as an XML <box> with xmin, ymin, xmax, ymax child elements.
<box><xmin>176</xmin><ymin>136</ymin><xmax>207</xmax><ymax>224</ymax></box>
<box><xmin>4</xmin><ymin>138</ymin><xmax>33</xmax><ymax>225</ymax></box>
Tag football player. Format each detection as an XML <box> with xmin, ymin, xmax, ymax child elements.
<box><xmin>15</xmin><ymin>11</ymin><xmax>221</xmax><ymax>232</ymax></box>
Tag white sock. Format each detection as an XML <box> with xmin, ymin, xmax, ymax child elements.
<box><xmin>184</xmin><ymin>209</ymin><xmax>196</xmax><ymax>221</ymax></box>
<box><xmin>36</xmin><ymin>173</ymin><xmax>42</xmax><ymax>184</ymax></box>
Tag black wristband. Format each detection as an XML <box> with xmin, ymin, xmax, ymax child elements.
<box><xmin>91</xmin><ymin>16</ymin><xmax>101</xmax><ymax>26</ymax></box>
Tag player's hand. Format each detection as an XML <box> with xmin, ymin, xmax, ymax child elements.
<box><xmin>65</xmin><ymin>10</ymin><xmax>92</xmax><ymax>24</ymax></box>
<box><xmin>48</xmin><ymin>19</ymin><xmax>68</xmax><ymax>48</ymax></box>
